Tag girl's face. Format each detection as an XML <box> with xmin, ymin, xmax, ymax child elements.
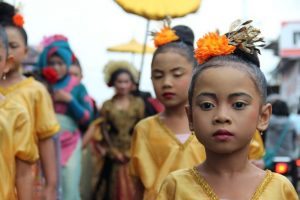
<box><xmin>187</xmin><ymin>65</ymin><xmax>271</xmax><ymax>154</ymax></box>
<box><xmin>114</xmin><ymin>72</ymin><xmax>134</xmax><ymax>96</ymax></box>
<box><xmin>151</xmin><ymin>51</ymin><xmax>193</xmax><ymax>108</ymax></box>
<box><xmin>48</xmin><ymin>55</ymin><xmax>68</xmax><ymax>80</ymax></box>
<box><xmin>0</xmin><ymin>42</ymin><xmax>11</xmax><ymax>78</ymax></box>
<box><xmin>5</xmin><ymin>27</ymin><xmax>27</xmax><ymax>70</ymax></box>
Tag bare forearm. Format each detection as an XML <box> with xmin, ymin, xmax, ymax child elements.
<box><xmin>16</xmin><ymin>159</ymin><xmax>34</xmax><ymax>200</ymax></box>
<box><xmin>39</xmin><ymin>137</ymin><xmax>57</xmax><ymax>188</ymax></box>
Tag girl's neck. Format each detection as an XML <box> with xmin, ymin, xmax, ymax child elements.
<box><xmin>0</xmin><ymin>70</ymin><xmax>25</xmax><ymax>87</ymax></box>
<box><xmin>160</xmin><ymin>104</ymin><xmax>190</xmax><ymax>135</ymax></box>
<box><xmin>201</xmin><ymin>147</ymin><xmax>251</xmax><ymax>176</ymax></box>
<box><xmin>163</xmin><ymin>104</ymin><xmax>187</xmax><ymax>118</ymax></box>
<box><xmin>114</xmin><ymin>93</ymin><xmax>130</xmax><ymax>101</ymax></box>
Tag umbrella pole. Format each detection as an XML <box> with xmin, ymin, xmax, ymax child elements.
<box><xmin>139</xmin><ymin>19</ymin><xmax>150</xmax><ymax>89</ymax></box>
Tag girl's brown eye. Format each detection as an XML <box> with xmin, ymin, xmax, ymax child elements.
<box><xmin>199</xmin><ymin>102</ymin><xmax>215</xmax><ymax>111</ymax></box>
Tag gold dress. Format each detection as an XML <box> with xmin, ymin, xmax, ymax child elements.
<box><xmin>97</xmin><ymin>95</ymin><xmax>144</xmax><ymax>200</ymax></box>
<box><xmin>0</xmin><ymin>77</ymin><xmax>60</xmax><ymax>141</ymax></box>
<box><xmin>0</xmin><ymin>98</ymin><xmax>39</xmax><ymax>200</ymax></box>
<box><xmin>130</xmin><ymin>116</ymin><xmax>266</xmax><ymax>200</ymax></box>
<box><xmin>156</xmin><ymin>168</ymin><xmax>299</xmax><ymax>200</ymax></box>
<box><xmin>130</xmin><ymin>115</ymin><xmax>206</xmax><ymax>200</ymax></box>
<box><xmin>0</xmin><ymin>77</ymin><xmax>60</xmax><ymax>199</ymax></box>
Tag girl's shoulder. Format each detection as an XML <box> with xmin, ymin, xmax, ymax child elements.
<box><xmin>135</xmin><ymin>114</ymin><xmax>161</xmax><ymax>130</ymax></box>
<box><xmin>264</xmin><ymin>172</ymin><xmax>299</xmax><ymax>199</ymax></box>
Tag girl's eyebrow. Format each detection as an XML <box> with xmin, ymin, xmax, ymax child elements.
<box><xmin>152</xmin><ymin>68</ymin><xmax>163</xmax><ymax>72</ymax></box>
<box><xmin>196</xmin><ymin>92</ymin><xmax>253</xmax><ymax>100</ymax></box>
<box><xmin>170</xmin><ymin>67</ymin><xmax>184</xmax><ymax>72</ymax></box>
<box><xmin>196</xmin><ymin>92</ymin><xmax>217</xmax><ymax>100</ymax></box>
<box><xmin>228</xmin><ymin>92</ymin><xmax>253</xmax><ymax>100</ymax></box>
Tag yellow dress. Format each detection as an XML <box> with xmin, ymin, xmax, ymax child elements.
<box><xmin>130</xmin><ymin>116</ymin><xmax>266</xmax><ymax>200</ymax></box>
<box><xmin>130</xmin><ymin>115</ymin><xmax>206</xmax><ymax>200</ymax></box>
<box><xmin>156</xmin><ymin>168</ymin><xmax>299</xmax><ymax>200</ymax></box>
<box><xmin>0</xmin><ymin>98</ymin><xmax>39</xmax><ymax>200</ymax></box>
<box><xmin>0</xmin><ymin>77</ymin><xmax>60</xmax><ymax>141</ymax></box>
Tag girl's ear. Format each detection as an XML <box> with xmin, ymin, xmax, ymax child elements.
<box><xmin>257</xmin><ymin>103</ymin><xmax>272</xmax><ymax>132</ymax></box>
<box><xmin>185</xmin><ymin>105</ymin><xmax>194</xmax><ymax>131</ymax></box>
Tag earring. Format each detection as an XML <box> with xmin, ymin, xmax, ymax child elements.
<box><xmin>260</xmin><ymin>131</ymin><xmax>263</xmax><ymax>135</ymax></box>
<box><xmin>2</xmin><ymin>73</ymin><xmax>6</xmax><ymax>80</ymax></box>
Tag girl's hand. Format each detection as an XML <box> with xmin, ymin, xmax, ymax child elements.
<box><xmin>53</xmin><ymin>90</ymin><xmax>72</xmax><ymax>103</ymax></box>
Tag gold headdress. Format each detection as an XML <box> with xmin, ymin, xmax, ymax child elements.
<box><xmin>194</xmin><ymin>20</ymin><xmax>265</xmax><ymax>64</ymax></box>
<box><xmin>103</xmin><ymin>60</ymin><xmax>139</xmax><ymax>86</ymax></box>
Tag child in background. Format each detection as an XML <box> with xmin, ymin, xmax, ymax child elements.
<box><xmin>94</xmin><ymin>60</ymin><xmax>144</xmax><ymax>200</ymax></box>
<box><xmin>130</xmin><ymin>23</ymin><xmax>206</xmax><ymax>200</ymax></box>
<box><xmin>157</xmin><ymin>20</ymin><xmax>298</xmax><ymax>199</ymax></box>
<box><xmin>0</xmin><ymin>25</ymin><xmax>38</xmax><ymax>200</ymax></box>
<box><xmin>0</xmin><ymin>2</ymin><xmax>60</xmax><ymax>199</ymax></box>
<box><xmin>37</xmin><ymin>35</ymin><xmax>93</xmax><ymax>200</ymax></box>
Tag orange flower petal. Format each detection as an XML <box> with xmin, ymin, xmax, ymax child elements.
<box><xmin>194</xmin><ymin>32</ymin><xmax>236</xmax><ymax>64</ymax></box>
<box><xmin>13</xmin><ymin>14</ymin><xmax>24</xmax><ymax>27</ymax></box>
<box><xmin>154</xmin><ymin>27</ymin><xmax>179</xmax><ymax>47</ymax></box>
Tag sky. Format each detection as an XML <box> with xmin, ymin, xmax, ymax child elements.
<box><xmin>5</xmin><ymin>0</ymin><xmax>300</xmax><ymax>105</ymax></box>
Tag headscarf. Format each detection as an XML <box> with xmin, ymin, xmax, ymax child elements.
<box><xmin>37</xmin><ymin>35</ymin><xmax>73</xmax><ymax>69</ymax></box>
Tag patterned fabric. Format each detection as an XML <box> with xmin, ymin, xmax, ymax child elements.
<box><xmin>96</xmin><ymin>95</ymin><xmax>144</xmax><ymax>200</ymax></box>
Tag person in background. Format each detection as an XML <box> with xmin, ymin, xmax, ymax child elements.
<box><xmin>94</xmin><ymin>60</ymin><xmax>144</xmax><ymax>200</ymax></box>
<box><xmin>37</xmin><ymin>35</ymin><xmax>93</xmax><ymax>200</ymax></box>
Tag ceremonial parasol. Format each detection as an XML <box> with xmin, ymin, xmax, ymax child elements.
<box><xmin>114</xmin><ymin>0</ymin><xmax>201</xmax><ymax>84</ymax></box>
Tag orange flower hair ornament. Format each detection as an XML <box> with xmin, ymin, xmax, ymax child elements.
<box><xmin>194</xmin><ymin>20</ymin><xmax>265</xmax><ymax>64</ymax></box>
<box><xmin>13</xmin><ymin>13</ymin><xmax>24</xmax><ymax>27</ymax></box>
<box><xmin>151</xmin><ymin>17</ymin><xmax>179</xmax><ymax>48</ymax></box>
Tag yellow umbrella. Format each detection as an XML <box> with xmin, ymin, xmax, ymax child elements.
<box><xmin>107</xmin><ymin>38</ymin><xmax>155</xmax><ymax>54</ymax></box>
<box><xmin>114</xmin><ymin>0</ymin><xmax>202</xmax><ymax>85</ymax></box>
<box><xmin>115</xmin><ymin>0</ymin><xmax>201</xmax><ymax>20</ymax></box>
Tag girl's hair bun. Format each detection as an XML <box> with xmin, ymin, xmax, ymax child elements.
<box><xmin>172</xmin><ymin>25</ymin><xmax>194</xmax><ymax>47</ymax></box>
<box><xmin>0</xmin><ymin>2</ymin><xmax>15</xmax><ymax>25</ymax></box>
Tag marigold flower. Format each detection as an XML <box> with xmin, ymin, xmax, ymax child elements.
<box><xmin>194</xmin><ymin>32</ymin><xmax>236</xmax><ymax>64</ymax></box>
<box><xmin>13</xmin><ymin>14</ymin><xmax>24</xmax><ymax>27</ymax></box>
<box><xmin>154</xmin><ymin>27</ymin><xmax>179</xmax><ymax>48</ymax></box>
<box><xmin>42</xmin><ymin>67</ymin><xmax>59</xmax><ymax>84</ymax></box>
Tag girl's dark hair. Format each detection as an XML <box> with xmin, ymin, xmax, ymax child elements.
<box><xmin>108</xmin><ymin>68</ymin><xmax>135</xmax><ymax>87</ymax></box>
<box><xmin>0</xmin><ymin>25</ymin><xmax>9</xmax><ymax>54</ymax></box>
<box><xmin>0</xmin><ymin>2</ymin><xmax>28</xmax><ymax>45</ymax></box>
<box><xmin>271</xmin><ymin>100</ymin><xmax>289</xmax><ymax>116</ymax></box>
<box><xmin>188</xmin><ymin>52</ymin><xmax>268</xmax><ymax>107</ymax></box>
<box><xmin>151</xmin><ymin>25</ymin><xmax>196</xmax><ymax>67</ymax></box>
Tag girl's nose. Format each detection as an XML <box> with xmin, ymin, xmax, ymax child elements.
<box><xmin>213</xmin><ymin>106</ymin><xmax>232</xmax><ymax>125</ymax></box>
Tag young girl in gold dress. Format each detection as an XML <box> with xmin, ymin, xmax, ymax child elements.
<box><xmin>156</xmin><ymin>20</ymin><xmax>298</xmax><ymax>200</ymax></box>
<box><xmin>0</xmin><ymin>25</ymin><xmax>38</xmax><ymax>200</ymax></box>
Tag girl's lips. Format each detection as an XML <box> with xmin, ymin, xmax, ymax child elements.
<box><xmin>162</xmin><ymin>92</ymin><xmax>175</xmax><ymax>99</ymax></box>
<box><xmin>213</xmin><ymin>130</ymin><xmax>234</xmax><ymax>141</ymax></box>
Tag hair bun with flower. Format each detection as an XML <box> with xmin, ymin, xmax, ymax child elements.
<box><xmin>151</xmin><ymin>17</ymin><xmax>179</xmax><ymax>48</ymax></box>
<box><xmin>0</xmin><ymin>2</ymin><xmax>24</xmax><ymax>27</ymax></box>
<box><xmin>194</xmin><ymin>20</ymin><xmax>265</xmax><ymax>65</ymax></box>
